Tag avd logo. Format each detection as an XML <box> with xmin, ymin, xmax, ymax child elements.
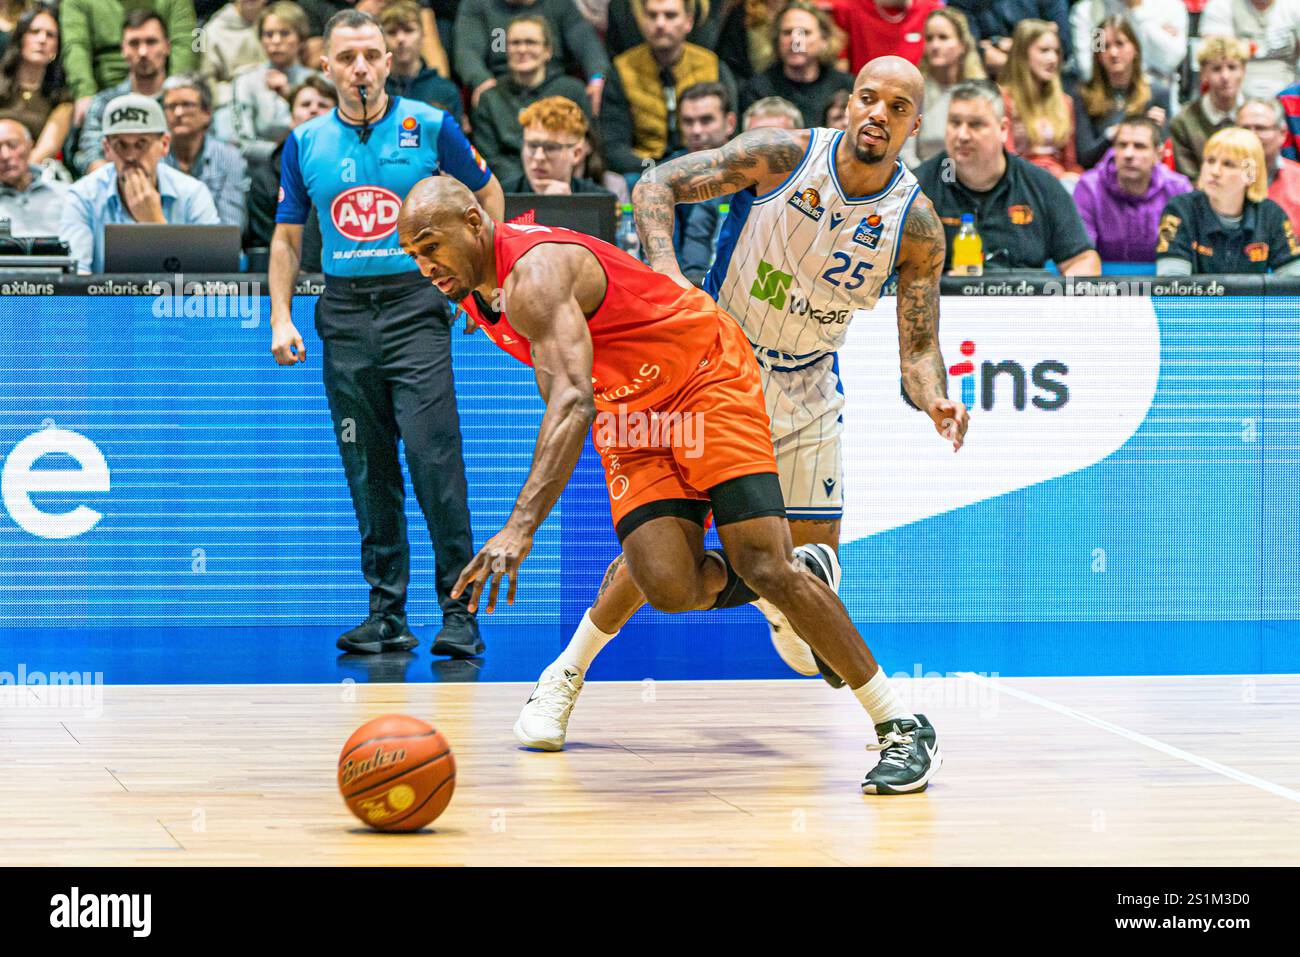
<box><xmin>331</xmin><ymin>185</ymin><xmax>402</xmax><ymax>241</ymax></box>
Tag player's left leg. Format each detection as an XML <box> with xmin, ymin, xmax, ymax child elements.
<box><xmin>710</xmin><ymin>474</ymin><xmax>941</xmax><ymax>795</ymax></box>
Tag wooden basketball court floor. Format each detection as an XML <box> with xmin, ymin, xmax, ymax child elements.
<box><xmin>5</xmin><ymin>674</ymin><xmax>1299</xmax><ymax>866</ymax></box>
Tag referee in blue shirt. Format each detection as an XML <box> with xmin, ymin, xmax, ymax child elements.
<box><xmin>269</xmin><ymin>10</ymin><xmax>504</xmax><ymax>658</ymax></box>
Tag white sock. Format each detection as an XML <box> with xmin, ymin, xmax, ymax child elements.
<box><xmin>552</xmin><ymin>609</ymin><xmax>618</xmax><ymax>674</ymax></box>
<box><xmin>851</xmin><ymin>669</ymin><xmax>914</xmax><ymax>727</ymax></box>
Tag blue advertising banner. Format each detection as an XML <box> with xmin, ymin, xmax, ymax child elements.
<box><xmin>0</xmin><ymin>293</ymin><xmax>1296</xmax><ymax>681</ymax></box>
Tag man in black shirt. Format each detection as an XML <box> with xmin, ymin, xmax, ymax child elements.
<box><xmin>740</xmin><ymin>3</ymin><xmax>852</xmax><ymax>132</ymax></box>
<box><xmin>381</xmin><ymin>1</ymin><xmax>463</xmax><ymax>122</ymax></box>
<box><xmin>915</xmin><ymin>80</ymin><xmax>1100</xmax><ymax>274</ymax></box>
<box><xmin>499</xmin><ymin>95</ymin><xmax>611</xmax><ymax>195</ymax></box>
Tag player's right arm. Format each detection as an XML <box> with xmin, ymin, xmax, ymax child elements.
<box><xmin>631</xmin><ymin>128</ymin><xmax>810</xmax><ymax>279</ymax></box>
<box><xmin>451</xmin><ymin>245</ymin><xmax>600</xmax><ymax>613</ymax></box>
<box><xmin>269</xmin><ymin>131</ymin><xmax>309</xmax><ymax>365</ymax></box>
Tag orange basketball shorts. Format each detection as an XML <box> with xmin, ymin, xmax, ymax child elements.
<box><xmin>591</xmin><ymin>312</ymin><xmax>778</xmax><ymax>532</ymax></box>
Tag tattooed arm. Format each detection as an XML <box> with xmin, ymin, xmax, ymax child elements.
<box><xmin>631</xmin><ymin>128</ymin><xmax>809</xmax><ymax>276</ymax></box>
<box><xmin>895</xmin><ymin>193</ymin><xmax>969</xmax><ymax>452</ymax></box>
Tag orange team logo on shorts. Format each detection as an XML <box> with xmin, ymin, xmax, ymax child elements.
<box><xmin>1007</xmin><ymin>205</ymin><xmax>1034</xmax><ymax>225</ymax></box>
<box><xmin>1245</xmin><ymin>242</ymin><xmax>1269</xmax><ymax>263</ymax></box>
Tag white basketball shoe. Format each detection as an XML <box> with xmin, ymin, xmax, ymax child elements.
<box><xmin>513</xmin><ymin>663</ymin><xmax>585</xmax><ymax>751</ymax></box>
<box><xmin>754</xmin><ymin>543</ymin><xmax>845</xmax><ymax>687</ymax></box>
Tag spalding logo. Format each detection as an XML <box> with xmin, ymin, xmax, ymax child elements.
<box><xmin>331</xmin><ymin>185</ymin><xmax>402</xmax><ymax>241</ymax></box>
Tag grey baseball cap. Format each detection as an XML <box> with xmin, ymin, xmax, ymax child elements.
<box><xmin>102</xmin><ymin>94</ymin><xmax>167</xmax><ymax>136</ymax></box>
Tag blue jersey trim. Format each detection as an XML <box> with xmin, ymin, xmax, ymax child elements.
<box><xmin>275</xmin><ymin>129</ymin><xmax>309</xmax><ymax>225</ymax></box>
<box><xmin>827</xmin><ymin>130</ymin><xmax>904</xmax><ymax>204</ymax></box>
<box><xmin>885</xmin><ymin>184</ymin><xmax>922</xmax><ymax>277</ymax></box>
<box><xmin>702</xmin><ymin>186</ymin><xmax>756</xmax><ymax>300</ymax></box>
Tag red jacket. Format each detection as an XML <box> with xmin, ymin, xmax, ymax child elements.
<box><xmin>831</xmin><ymin>0</ymin><xmax>942</xmax><ymax>74</ymax></box>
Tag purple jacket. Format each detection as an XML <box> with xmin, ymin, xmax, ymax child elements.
<box><xmin>1073</xmin><ymin>154</ymin><xmax>1193</xmax><ymax>262</ymax></box>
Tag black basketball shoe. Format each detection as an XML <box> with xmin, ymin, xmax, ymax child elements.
<box><xmin>431</xmin><ymin>611</ymin><xmax>485</xmax><ymax>659</ymax></box>
<box><xmin>862</xmin><ymin>714</ymin><xmax>942</xmax><ymax>795</ymax></box>
<box><xmin>336</xmin><ymin>613</ymin><xmax>418</xmax><ymax>654</ymax></box>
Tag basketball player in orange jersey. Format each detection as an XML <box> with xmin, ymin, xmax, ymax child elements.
<box><xmin>397</xmin><ymin>135</ymin><xmax>961</xmax><ymax>793</ymax></box>
<box><xmin>513</xmin><ymin>57</ymin><xmax>968</xmax><ymax>793</ymax></box>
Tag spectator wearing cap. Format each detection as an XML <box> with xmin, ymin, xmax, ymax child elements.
<box><xmin>161</xmin><ymin>74</ymin><xmax>249</xmax><ymax>229</ymax></box>
<box><xmin>381</xmin><ymin>1</ymin><xmax>462</xmax><ymax>122</ymax></box>
<box><xmin>60</xmin><ymin>0</ymin><xmax>196</xmax><ymax>122</ymax></box>
<box><xmin>454</xmin><ymin>0</ymin><xmax>609</xmax><ymax>113</ymax></box>
<box><xmin>1237</xmin><ymin>97</ymin><xmax>1300</xmax><ymax>234</ymax></box>
<box><xmin>1201</xmin><ymin>0</ymin><xmax>1300</xmax><ymax>100</ymax></box>
<box><xmin>200</xmin><ymin>0</ymin><xmax>270</xmax><ymax>108</ymax></box>
<box><xmin>73</xmin><ymin>10</ymin><xmax>172</xmax><ymax>175</ymax></box>
<box><xmin>601</xmin><ymin>0</ymin><xmax>736</xmax><ymax>174</ymax></box>
<box><xmin>0</xmin><ymin>6</ymin><xmax>73</xmax><ymax>168</ymax></box>
<box><xmin>1169</xmin><ymin>36</ymin><xmax>1248</xmax><ymax>183</ymax></box>
<box><xmin>219</xmin><ymin>1</ymin><xmax>316</xmax><ymax>162</ymax></box>
<box><xmin>1072</xmin><ymin>114</ymin><xmax>1191</xmax><ymax>263</ymax></box>
<box><xmin>742</xmin><ymin>94</ymin><xmax>800</xmax><ymax>131</ymax></box>
<box><xmin>739</xmin><ymin>3</ymin><xmax>852</xmax><ymax>135</ymax></box>
<box><xmin>0</xmin><ymin>116</ymin><xmax>69</xmax><ymax>236</ymax></box>
<box><xmin>914</xmin><ymin>79</ymin><xmax>1100</xmax><ymax>274</ymax></box>
<box><xmin>501</xmin><ymin>94</ymin><xmax>611</xmax><ymax>195</ymax></box>
<box><xmin>472</xmin><ymin>14</ymin><xmax>590</xmax><ymax>181</ymax></box>
<box><xmin>1156</xmin><ymin>126</ymin><xmax>1300</xmax><ymax>275</ymax></box>
<box><xmin>59</xmin><ymin>92</ymin><xmax>219</xmax><ymax>273</ymax></box>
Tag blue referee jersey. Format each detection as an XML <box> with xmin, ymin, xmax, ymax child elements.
<box><xmin>276</xmin><ymin>96</ymin><xmax>491</xmax><ymax>276</ymax></box>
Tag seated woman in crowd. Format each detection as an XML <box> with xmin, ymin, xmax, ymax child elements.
<box><xmin>219</xmin><ymin>1</ymin><xmax>316</xmax><ymax>163</ymax></box>
<box><xmin>244</xmin><ymin>74</ymin><xmax>333</xmax><ymax>270</ymax></box>
<box><xmin>1000</xmin><ymin>19</ymin><xmax>1081</xmax><ymax>188</ymax></box>
<box><xmin>0</xmin><ymin>4</ymin><xmax>70</xmax><ymax>168</ymax></box>
<box><xmin>903</xmin><ymin>6</ymin><xmax>984</xmax><ymax>168</ymax></box>
<box><xmin>1155</xmin><ymin>128</ymin><xmax>1300</xmax><ymax>276</ymax></box>
<box><xmin>1074</xmin><ymin>14</ymin><xmax>1170</xmax><ymax>170</ymax></box>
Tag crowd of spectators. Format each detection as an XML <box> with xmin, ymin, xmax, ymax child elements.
<box><xmin>0</xmin><ymin>0</ymin><xmax>1297</xmax><ymax>278</ymax></box>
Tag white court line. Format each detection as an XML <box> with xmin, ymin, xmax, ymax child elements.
<box><xmin>956</xmin><ymin>671</ymin><xmax>1300</xmax><ymax>806</ymax></box>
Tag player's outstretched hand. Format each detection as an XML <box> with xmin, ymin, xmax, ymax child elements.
<box><xmin>271</xmin><ymin>320</ymin><xmax>307</xmax><ymax>365</ymax></box>
<box><xmin>927</xmin><ymin>397</ymin><xmax>969</xmax><ymax>452</ymax></box>
<box><xmin>452</xmin><ymin>524</ymin><xmax>534</xmax><ymax>613</ymax></box>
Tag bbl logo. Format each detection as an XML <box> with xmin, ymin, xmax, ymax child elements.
<box><xmin>398</xmin><ymin>115</ymin><xmax>420</xmax><ymax>148</ymax></box>
<box><xmin>788</xmin><ymin>186</ymin><xmax>824</xmax><ymax>221</ymax></box>
<box><xmin>853</xmin><ymin>213</ymin><xmax>884</xmax><ymax>250</ymax></box>
<box><xmin>330</xmin><ymin>185</ymin><xmax>402</xmax><ymax>241</ymax></box>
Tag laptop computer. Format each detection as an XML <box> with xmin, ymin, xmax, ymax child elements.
<box><xmin>503</xmin><ymin>193</ymin><xmax>618</xmax><ymax>245</ymax></box>
<box><xmin>103</xmin><ymin>224</ymin><xmax>242</xmax><ymax>273</ymax></box>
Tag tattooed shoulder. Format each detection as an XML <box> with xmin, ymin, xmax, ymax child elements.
<box><xmin>899</xmin><ymin>193</ymin><xmax>946</xmax><ymax>274</ymax></box>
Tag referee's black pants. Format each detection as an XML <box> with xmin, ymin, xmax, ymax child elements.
<box><xmin>316</xmin><ymin>271</ymin><xmax>473</xmax><ymax>621</ymax></box>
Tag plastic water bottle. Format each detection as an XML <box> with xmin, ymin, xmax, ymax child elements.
<box><xmin>616</xmin><ymin>203</ymin><xmax>641</xmax><ymax>260</ymax></box>
<box><xmin>949</xmin><ymin>213</ymin><xmax>983</xmax><ymax>276</ymax></box>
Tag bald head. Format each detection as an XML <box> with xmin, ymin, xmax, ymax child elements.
<box><xmin>398</xmin><ymin>175</ymin><xmax>494</xmax><ymax>302</ymax></box>
<box><xmin>841</xmin><ymin>55</ymin><xmax>924</xmax><ymax>167</ymax></box>
<box><xmin>855</xmin><ymin>56</ymin><xmax>925</xmax><ymax>109</ymax></box>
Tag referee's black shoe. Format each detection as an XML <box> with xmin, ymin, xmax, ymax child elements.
<box><xmin>336</xmin><ymin>613</ymin><xmax>419</xmax><ymax>655</ymax></box>
<box><xmin>431</xmin><ymin>611</ymin><xmax>485</xmax><ymax>659</ymax></box>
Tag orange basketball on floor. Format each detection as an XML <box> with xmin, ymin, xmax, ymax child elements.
<box><xmin>338</xmin><ymin>714</ymin><xmax>456</xmax><ymax>832</ymax></box>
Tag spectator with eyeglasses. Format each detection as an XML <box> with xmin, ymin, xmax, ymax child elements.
<box><xmin>160</xmin><ymin>73</ymin><xmax>249</xmax><ymax>229</ymax></box>
<box><xmin>1236</xmin><ymin>97</ymin><xmax>1300</xmax><ymax>233</ymax></box>
<box><xmin>471</xmin><ymin>14</ymin><xmax>590</xmax><ymax>183</ymax></box>
<box><xmin>501</xmin><ymin>94</ymin><xmax>611</xmax><ymax>196</ymax></box>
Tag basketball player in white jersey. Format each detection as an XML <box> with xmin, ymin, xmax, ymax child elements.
<box><xmin>515</xmin><ymin>57</ymin><xmax>968</xmax><ymax>794</ymax></box>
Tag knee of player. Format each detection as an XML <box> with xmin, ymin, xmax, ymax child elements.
<box><xmin>636</xmin><ymin>574</ymin><xmax>700</xmax><ymax>614</ymax></box>
<box><xmin>732</xmin><ymin>550</ymin><xmax>799</xmax><ymax>603</ymax></box>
